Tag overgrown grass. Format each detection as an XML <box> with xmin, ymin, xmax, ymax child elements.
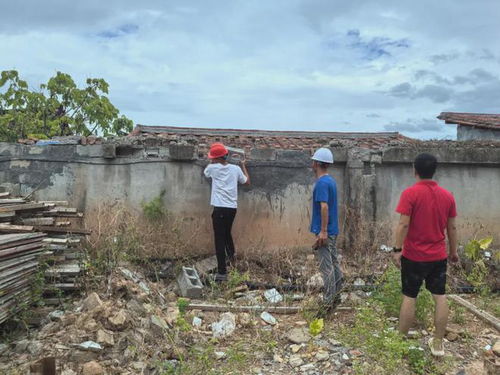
<box><xmin>336</xmin><ymin>266</ymin><xmax>453</xmax><ymax>375</ymax></box>
<box><xmin>373</xmin><ymin>265</ymin><xmax>434</xmax><ymax>326</ymax></box>
<box><xmin>83</xmin><ymin>196</ymin><xmax>200</xmax><ymax>278</ymax></box>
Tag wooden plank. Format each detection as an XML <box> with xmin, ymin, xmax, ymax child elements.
<box><xmin>0</xmin><ymin>192</ymin><xmax>10</xmax><ymax>198</ymax></box>
<box><xmin>0</xmin><ymin>223</ymin><xmax>34</xmax><ymax>233</ymax></box>
<box><xmin>0</xmin><ymin>199</ymin><xmax>25</xmax><ymax>205</ymax></box>
<box><xmin>35</xmin><ymin>226</ymin><xmax>90</xmax><ymax>235</ymax></box>
<box><xmin>186</xmin><ymin>303</ymin><xmax>352</xmax><ymax>314</ymax></box>
<box><xmin>40</xmin><ymin>201</ymin><xmax>69</xmax><ymax>206</ymax></box>
<box><xmin>55</xmin><ymin>221</ymin><xmax>71</xmax><ymax>227</ymax></box>
<box><xmin>53</xmin><ymin>207</ymin><xmax>77</xmax><ymax>213</ymax></box>
<box><xmin>0</xmin><ymin>211</ymin><xmax>15</xmax><ymax>219</ymax></box>
<box><xmin>22</xmin><ymin>217</ymin><xmax>55</xmax><ymax>226</ymax></box>
<box><xmin>0</xmin><ymin>203</ymin><xmax>45</xmax><ymax>213</ymax></box>
<box><xmin>448</xmin><ymin>294</ymin><xmax>500</xmax><ymax>332</ymax></box>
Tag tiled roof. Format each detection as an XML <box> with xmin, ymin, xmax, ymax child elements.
<box><xmin>438</xmin><ymin>112</ymin><xmax>500</xmax><ymax>130</ymax></box>
<box><xmin>130</xmin><ymin>125</ymin><xmax>413</xmax><ymax>154</ymax></box>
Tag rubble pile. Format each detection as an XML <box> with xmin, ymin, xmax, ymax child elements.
<box><xmin>0</xmin><ymin>267</ymin><xmax>191</xmax><ymax>374</ymax></box>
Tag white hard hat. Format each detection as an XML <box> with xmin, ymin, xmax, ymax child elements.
<box><xmin>312</xmin><ymin>148</ymin><xmax>334</xmax><ymax>164</ymax></box>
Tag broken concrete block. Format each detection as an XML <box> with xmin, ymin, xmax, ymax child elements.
<box><xmin>264</xmin><ymin>288</ymin><xmax>283</xmax><ymax>303</ymax></box>
<box><xmin>260</xmin><ymin>311</ymin><xmax>277</xmax><ymax>326</ymax></box>
<box><xmin>493</xmin><ymin>340</ymin><xmax>500</xmax><ymax>356</ymax></box>
<box><xmin>77</xmin><ymin>341</ymin><xmax>103</xmax><ymax>353</ymax></box>
<box><xmin>192</xmin><ymin>317</ymin><xmax>202</xmax><ymax>328</ymax></box>
<box><xmin>108</xmin><ymin>310</ymin><xmax>127</xmax><ymax>330</ymax></box>
<box><xmin>288</xmin><ymin>354</ymin><xmax>304</xmax><ymax>368</ymax></box>
<box><xmin>48</xmin><ymin>310</ymin><xmax>64</xmax><ymax>321</ymax></box>
<box><xmin>150</xmin><ymin>315</ymin><xmax>169</xmax><ymax>336</ymax></box>
<box><xmin>287</xmin><ymin>327</ymin><xmax>311</xmax><ymax>344</ymax></box>
<box><xmin>177</xmin><ymin>266</ymin><xmax>203</xmax><ymax>298</ymax></box>
<box><xmin>212</xmin><ymin>312</ymin><xmax>236</xmax><ymax>339</ymax></box>
<box><xmin>82</xmin><ymin>292</ymin><xmax>103</xmax><ymax>311</ymax></box>
<box><xmin>96</xmin><ymin>329</ymin><xmax>114</xmax><ymax>347</ymax></box>
<box><xmin>82</xmin><ymin>361</ymin><xmax>104</xmax><ymax>375</ymax></box>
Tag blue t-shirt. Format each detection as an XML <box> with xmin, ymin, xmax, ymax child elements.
<box><xmin>310</xmin><ymin>175</ymin><xmax>339</xmax><ymax>236</ymax></box>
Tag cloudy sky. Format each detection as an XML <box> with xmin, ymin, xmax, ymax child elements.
<box><xmin>2</xmin><ymin>0</ymin><xmax>500</xmax><ymax>139</ymax></box>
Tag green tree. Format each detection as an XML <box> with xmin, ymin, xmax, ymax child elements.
<box><xmin>0</xmin><ymin>70</ymin><xmax>133</xmax><ymax>142</ymax></box>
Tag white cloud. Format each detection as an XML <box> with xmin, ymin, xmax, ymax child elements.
<box><xmin>1</xmin><ymin>0</ymin><xmax>499</xmax><ymax>139</ymax></box>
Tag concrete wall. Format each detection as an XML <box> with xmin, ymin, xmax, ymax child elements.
<box><xmin>457</xmin><ymin>125</ymin><xmax>500</xmax><ymax>141</ymax></box>
<box><xmin>1</xmin><ymin>141</ymin><xmax>499</xmax><ymax>251</ymax></box>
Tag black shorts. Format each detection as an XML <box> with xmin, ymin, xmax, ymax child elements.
<box><xmin>401</xmin><ymin>256</ymin><xmax>447</xmax><ymax>298</ymax></box>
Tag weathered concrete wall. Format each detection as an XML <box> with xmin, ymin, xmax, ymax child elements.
<box><xmin>376</xmin><ymin>146</ymin><xmax>500</xmax><ymax>240</ymax></box>
<box><xmin>457</xmin><ymin>125</ymin><xmax>500</xmax><ymax>141</ymax></box>
<box><xmin>1</xmin><ymin>141</ymin><xmax>499</xmax><ymax>250</ymax></box>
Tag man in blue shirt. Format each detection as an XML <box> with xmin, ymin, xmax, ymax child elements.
<box><xmin>310</xmin><ymin>148</ymin><xmax>342</xmax><ymax>310</ymax></box>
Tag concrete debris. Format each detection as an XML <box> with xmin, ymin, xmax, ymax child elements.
<box><xmin>260</xmin><ymin>311</ymin><xmax>277</xmax><ymax>326</ymax></box>
<box><xmin>192</xmin><ymin>316</ymin><xmax>203</xmax><ymax>328</ymax></box>
<box><xmin>96</xmin><ymin>329</ymin><xmax>114</xmax><ymax>347</ymax></box>
<box><xmin>306</xmin><ymin>273</ymin><xmax>323</xmax><ymax>289</ymax></box>
<box><xmin>353</xmin><ymin>277</ymin><xmax>365</xmax><ymax>286</ymax></box>
<box><xmin>177</xmin><ymin>266</ymin><xmax>204</xmax><ymax>298</ymax></box>
<box><xmin>82</xmin><ymin>292</ymin><xmax>103</xmax><ymax>312</ymax></box>
<box><xmin>264</xmin><ymin>288</ymin><xmax>283</xmax><ymax>303</ymax></box>
<box><xmin>77</xmin><ymin>341</ymin><xmax>102</xmax><ymax>352</ymax></box>
<box><xmin>315</xmin><ymin>351</ymin><xmax>330</xmax><ymax>361</ymax></box>
<box><xmin>212</xmin><ymin>312</ymin><xmax>236</xmax><ymax>338</ymax></box>
<box><xmin>165</xmin><ymin>305</ymin><xmax>180</xmax><ymax>326</ymax></box>
<box><xmin>82</xmin><ymin>361</ymin><xmax>104</xmax><ymax>375</ymax></box>
<box><xmin>150</xmin><ymin>315</ymin><xmax>169</xmax><ymax>335</ymax></box>
<box><xmin>215</xmin><ymin>351</ymin><xmax>227</xmax><ymax>360</ymax></box>
<box><xmin>288</xmin><ymin>354</ymin><xmax>304</xmax><ymax>368</ymax></box>
<box><xmin>287</xmin><ymin>327</ymin><xmax>311</xmax><ymax>344</ymax></box>
<box><xmin>48</xmin><ymin>309</ymin><xmax>65</xmax><ymax>321</ymax></box>
<box><xmin>300</xmin><ymin>363</ymin><xmax>315</xmax><ymax>371</ymax></box>
<box><xmin>273</xmin><ymin>354</ymin><xmax>284</xmax><ymax>363</ymax></box>
<box><xmin>108</xmin><ymin>309</ymin><xmax>128</xmax><ymax>330</ymax></box>
<box><xmin>492</xmin><ymin>340</ymin><xmax>500</xmax><ymax>356</ymax></box>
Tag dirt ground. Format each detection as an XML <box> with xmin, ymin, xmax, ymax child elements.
<box><xmin>0</xmin><ymin>257</ymin><xmax>498</xmax><ymax>375</ymax></box>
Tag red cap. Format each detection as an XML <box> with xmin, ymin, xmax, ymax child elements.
<box><xmin>208</xmin><ymin>143</ymin><xmax>228</xmax><ymax>159</ymax></box>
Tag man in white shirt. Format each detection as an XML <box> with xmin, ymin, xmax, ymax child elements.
<box><xmin>204</xmin><ymin>143</ymin><xmax>250</xmax><ymax>281</ymax></box>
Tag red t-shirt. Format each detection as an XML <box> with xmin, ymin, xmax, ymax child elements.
<box><xmin>396</xmin><ymin>180</ymin><xmax>457</xmax><ymax>262</ymax></box>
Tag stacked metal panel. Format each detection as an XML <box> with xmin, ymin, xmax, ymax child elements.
<box><xmin>0</xmin><ymin>233</ymin><xmax>46</xmax><ymax>324</ymax></box>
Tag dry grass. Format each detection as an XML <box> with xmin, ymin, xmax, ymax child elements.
<box><xmin>83</xmin><ymin>202</ymin><xmax>202</xmax><ymax>276</ymax></box>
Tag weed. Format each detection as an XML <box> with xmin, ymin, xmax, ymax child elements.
<box><xmin>177</xmin><ymin>298</ymin><xmax>189</xmax><ymax>316</ymax></box>
<box><xmin>309</xmin><ymin>318</ymin><xmax>324</xmax><ymax>336</ymax></box>
<box><xmin>450</xmin><ymin>302</ymin><xmax>466</xmax><ymax>325</ymax></box>
<box><xmin>373</xmin><ymin>265</ymin><xmax>433</xmax><ymax>326</ymax></box>
<box><xmin>227</xmin><ymin>269</ymin><xmax>249</xmax><ymax>289</ymax></box>
<box><xmin>142</xmin><ymin>190</ymin><xmax>166</xmax><ymax>221</ymax></box>
<box><xmin>339</xmin><ymin>301</ymin><xmax>447</xmax><ymax>374</ymax></box>
<box><xmin>175</xmin><ymin>316</ymin><xmax>191</xmax><ymax>332</ymax></box>
<box><xmin>463</xmin><ymin>237</ymin><xmax>493</xmax><ymax>296</ymax></box>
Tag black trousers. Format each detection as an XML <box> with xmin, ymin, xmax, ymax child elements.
<box><xmin>212</xmin><ymin>207</ymin><xmax>237</xmax><ymax>275</ymax></box>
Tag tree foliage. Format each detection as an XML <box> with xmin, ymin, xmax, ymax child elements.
<box><xmin>0</xmin><ymin>70</ymin><xmax>133</xmax><ymax>142</ymax></box>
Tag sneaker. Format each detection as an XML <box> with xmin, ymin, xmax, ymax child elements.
<box><xmin>214</xmin><ymin>273</ymin><xmax>228</xmax><ymax>282</ymax></box>
<box><xmin>428</xmin><ymin>337</ymin><xmax>445</xmax><ymax>357</ymax></box>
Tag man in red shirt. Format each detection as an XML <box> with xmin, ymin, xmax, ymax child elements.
<box><xmin>392</xmin><ymin>153</ymin><xmax>458</xmax><ymax>357</ymax></box>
